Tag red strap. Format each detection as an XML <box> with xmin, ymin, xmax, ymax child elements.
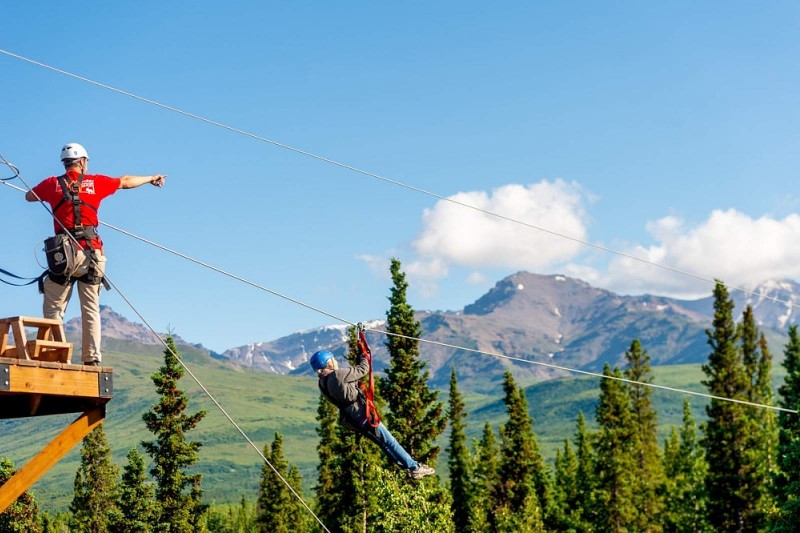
<box><xmin>357</xmin><ymin>329</ymin><xmax>381</xmax><ymax>427</ymax></box>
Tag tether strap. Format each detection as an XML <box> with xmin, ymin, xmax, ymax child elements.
<box><xmin>0</xmin><ymin>266</ymin><xmax>40</xmax><ymax>287</ymax></box>
<box><xmin>357</xmin><ymin>324</ymin><xmax>381</xmax><ymax>427</ymax></box>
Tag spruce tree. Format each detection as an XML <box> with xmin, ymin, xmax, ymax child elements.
<box><xmin>447</xmin><ymin>367</ymin><xmax>475</xmax><ymax>532</ymax></box>
<box><xmin>379</xmin><ymin>258</ymin><xmax>446</xmax><ymax>464</ymax></box>
<box><xmin>0</xmin><ymin>457</ymin><xmax>42</xmax><ymax>532</ymax></box>
<box><xmin>623</xmin><ymin>339</ymin><xmax>664</xmax><ymax>531</ymax></box>
<box><xmin>772</xmin><ymin>325</ymin><xmax>800</xmax><ymax>530</ymax></box>
<box><xmin>472</xmin><ymin>423</ymin><xmax>499</xmax><ymax>532</ymax></box>
<box><xmin>110</xmin><ymin>448</ymin><xmax>156</xmax><ymax>533</ymax></box>
<box><xmin>70</xmin><ymin>423</ymin><xmax>120</xmax><ymax>533</ymax></box>
<box><xmin>492</xmin><ymin>371</ymin><xmax>546</xmax><ymax>532</ymax></box>
<box><xmin>552</xmin><ymin>439</ymin><xmax>579</xmax><ymax>531</ymax></box>
<box><xmin>313</xmin><ymin>389</ymin><xmax>341</xmax><ymax>528</ymax></box>
<box><xmin>661</xmin><ymin>399</ymin><xmax>710</xmax><ymax>533</ymax></box>
<box><xmin>738</xmin><ymin>305</ymin><xmax>776</xmax><ymax>526</ymax></box>
<box><xmin>573</xmin><ymin>411</ymin><xmax>597</xmax><ymax>529</ymax></box>
<box><xmin>701</xmin><ymin>284</ymin><xmax>768</xmax><ymax>531</ymax></box>
<box><xmin>141</xmin><ymin>336</ymin><xmax>207</xmax><ymax>532</ymax></box>
<box><xmin>593</xmin><ymin>364</ymin><xmax>637</xmax><ymax>532</ymax></box>
<box><xmin>256</xmin><ymin>433</ymin><xmax>308</xmax><ymax>533</ymax></box>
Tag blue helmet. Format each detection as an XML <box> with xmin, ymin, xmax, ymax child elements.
<box><xmin>310</xmin><ymin>350</ymin><xmax>334</xmax><ymax>372</ymax></box>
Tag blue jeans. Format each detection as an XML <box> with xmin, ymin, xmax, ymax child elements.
<box><xmin>361</xmin><ymin>421</ymin><xmax>418</xmax><ymax>470</ymax></box>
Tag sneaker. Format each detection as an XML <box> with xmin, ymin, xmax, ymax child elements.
<box><xmin>408</xmin><ymin>463</ymin><xmax>435</xmax><ymax>480</ymax></box>
<box><xmin>83</xmin><ymin>360</ymin><xmax>100</xmax><ymax>367</ymax></box>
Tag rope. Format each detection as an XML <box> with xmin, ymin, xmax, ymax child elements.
<box><xmin>1</xmin><ymin>170</ymin><xmax>795</xmax><ymax>415</ymax></box>
<box><xmin>0</xmin><ymin>157</ymin><xmax>331</xmax><ymax>533</ymax></box>
<box><xmin>0</xmin><ymin>48</ymin><xmax>794</xmax><ymax>312</ymax></box>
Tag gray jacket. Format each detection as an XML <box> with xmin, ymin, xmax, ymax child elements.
<box><xmin>318</xmin><ymin>351</ymin><xmax>369</xmax><ymax>424</ymax></box>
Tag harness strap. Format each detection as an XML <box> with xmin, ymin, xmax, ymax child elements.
<box><xmin>54</xmin><ymin>174</ymin><xmax>97</xmax><ymax>222</ymax></box>
<box><xmin>0</xmin><ymin>266</ymin><xmax>40</xmax><ymax>287</ymax></box>
<box><xmin>357</xmin><ymin>324</ymin><xmax>381</xmax><ymax>428</ymax></box>
<box><xmin>52</xmin><ymin>174</ymin><xmax>108</xmax><ymax>290</ymax></box>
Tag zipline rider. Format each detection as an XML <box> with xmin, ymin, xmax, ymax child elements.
<box><xmin>310</xmin><ymin>328</ymin><xmax>435</xmax><ymax>481</ymax></box>
<box><xmin>25</xmin><ymin>142</ymin><xmax>166</xmax><ymax>366</ymax></box>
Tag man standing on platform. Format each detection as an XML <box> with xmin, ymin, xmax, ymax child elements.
<box><xmin>25</xmin><ymin>142</ymin><xmax>166</xmax><ymax>366</ymax></box>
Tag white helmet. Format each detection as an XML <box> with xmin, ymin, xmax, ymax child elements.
<box><xmin>60</xmin><ymin>143</ymin><xmax>89</xmax><ymax>162</ymax></box>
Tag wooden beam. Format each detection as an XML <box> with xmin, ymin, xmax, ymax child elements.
<box><xmin>5</xmin><ymin>365</ymin><xmax>101</xmax><ymax>397</ymax></box>
<box><xmin>9</xmin><ymin>319</ymin><xmax>28</xmax><ymax>359</ymax></box>
<box><xmin>0</xmin><ymin>406</ymin><xmax>104</xmax><ymax>513</ymax></box>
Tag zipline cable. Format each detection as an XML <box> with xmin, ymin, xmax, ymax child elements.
<box><xmin>0</xmin><ymin>48</ymin><xmax>794</xmax><ymax>313</ymax></box>
<box><xmin>0</xmin><ymin>157</ymin><xmax>331</xmax><ymax>533</ymax></box>
<box><xmin>4</xmin><ymin>172</ymin><xmax>791</xmax><ymax>415</ymax></box>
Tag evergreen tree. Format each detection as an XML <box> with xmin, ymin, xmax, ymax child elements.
<box><xmin>738</xmin><ymin>305</ymin><xmax>777</xmax><ymax>526</ymax></box>
<box><xmin>593</xmin><ymin>364</ymin><xmax>637</xmax><ymax>532</ymax></box>
<box><xmin>573</xmin><ymin>412</ymin><xmax>597</xmax><ymax>530</ymax></box>
<box><xmin>492</xmin><ymin>371</ymin><xmax>546</xmax><ymax>532</ymax></box>
<box><xmin>141</xmin><ymin>336</ymin><xmax>207</xmax><ymax>532</ymax></box>
<box><xmin>623</xmin><ymin>339</ymin><xmax>664</xmax><ymax>532</ymax></box>
<box><xmin>41</xmin><ymin>511</ymin><xmax>71</xmax><ymax>532</ymax></box>
<box><xmin>553</xmin><ymin>412</ymin><xmax>596</xmax><ymax>532</ymax></box>
<box><xmin>472</xmin><ymin>423</ymin><xmax>499</xmax><ymax>532</ymax></box>
<box><xmin>70</xmin><ymin>423</ymin><xmax>120</xmax><ymax>533</ymax></box>
<box><xmin>447</xmin><ymin>368</ymin><xmax>475</xmax><ymax>532</ymax></box>
<box><xmin>772</xmin><ymin>325</ymin><xmax>800</xmax><ymax>530</ymax></box>
<box><xmin>369</xmin><ymin>468</ymin><xmax>454</xmax><ymax>532</ymax></box>
<box><xmin>379</xmin><ymin>258</ymin><xmax>446</xmax><ymax>464</ymax></box>
<box><xmin>0</xmin><ymin>457</ymin><xmax>42</xmax><ymax>532</ymax></box>
<box><xmin>205</xmin><ymin>497</ymin><xmax>255</xmax><ymax>533</ymax></box>
<box><xmin>701</xmin><ymin>284</ymin><xmax>769</xmax><ymax>531</ymax></box>
<box><xmin>661</xmin><ymin>399</ymin><xmax>710</xmax><ymax>533</ymax></box>
<box><xmin>110</xmin><ymin>448</ymin><xmax>156</xmax><ymax>533</ymax></box>
<box><xmin>552</xmin><ymin>439</ymin><xmax>579</xmax><ymax>531</ymax></box>
<box><xmin>313</xmin><ymin>389</ymin><xmax>341</xmax><ymax>528</ymax></box>
<box><xmin>256</xmin><ymin>433</ymin><xmax>308</xmax><ymax>533</ymax></box>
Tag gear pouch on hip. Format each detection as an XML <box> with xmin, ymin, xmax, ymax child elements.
<box><xmin>44</xmin><ymin>234</ymin><xmax>78</xmax><ymax>277</ymax></box>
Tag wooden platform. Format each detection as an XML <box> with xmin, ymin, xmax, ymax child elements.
<box><xmin>0</xmin><ymin>315</ymin><xmax>114</xmax><ymax>513</ymax></box>
<box><xmin>0</xmin><ymin>357</ymin><xmax>112</xmax><ymax>418</ymax></box>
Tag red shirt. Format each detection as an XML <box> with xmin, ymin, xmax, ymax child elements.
<box><xmin>32</xmin><ymin>169</ymin><xmax>120</xmax><ymax>250</ymax></box>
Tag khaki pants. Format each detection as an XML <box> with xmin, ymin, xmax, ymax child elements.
<box><xmin>42</xmin><ymin>250</ymin><xmax>107</xmax><ymax>364</ymax></box>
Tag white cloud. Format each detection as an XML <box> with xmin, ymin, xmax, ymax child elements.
<box><xmin>356</xmin><ymin>254</ymin><xmax>390</xmax><ymax>279</ymax></box>
<box><xmin>410</xmin><ymin>180</ymin><xmax>591</xmax><ymax>280</ymax></box>
<box><xmin>466</xmin><ymin>271</ymin><xmax>488</xmax><ymax>284</ymax></box>
<box><xmin>596</xmin><ymin>209</ymin><xmax>800</xmax><ymax>298</ymax></box>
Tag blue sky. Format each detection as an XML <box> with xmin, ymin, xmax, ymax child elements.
<box><xmin>1</xmin><ymin>2</ymin><xmax>799</xmax><ymax>352</ymax></box>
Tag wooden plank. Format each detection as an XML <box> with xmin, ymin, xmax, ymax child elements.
<box><xmin>26</xmin><ymin>340</ymin><xmax>72</xmax><ymax>363</ymax></box>
<box><xmin>9</xmin><ymin>319</ymin><xmax>28</xmax><ymax>360</ymax></box>
<box><xmin>16</xmin><ymin>316</ymin><xmax>64</xmax><ymax>328</ymax></box>
<box><xmin>35</xmin><ymin>325</ymin><xmax>53</xmax><ymax>341</ymax></box>
<box><xmin>0</xmin><ymin>406</ymin><xmax>104</xmax><ymax>513</ymax></box>
<box><xmin>0</xmin><ymin>322</ymin><xmax>10</xmax><ymax>357</ymax></box>
<box><xmin>54</xmin><ymin>323</ymin><xmax>66</xmax><ymax>343</ymax></box>
<box><xmin>7</xmin><ymin>365</ymin><xmax>99</xmax><ymax>397</ymax></box>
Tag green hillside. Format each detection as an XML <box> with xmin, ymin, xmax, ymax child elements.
<box><xmin>1</xmin><ymin>340</ymin><xmax>786</xmax><ymax>513</ymax></box>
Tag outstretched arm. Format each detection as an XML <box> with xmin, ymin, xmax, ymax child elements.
<box><xmin>118</xmin><ymin>175</ymin><xmax>166</xmax><ymax>189</ymax></box>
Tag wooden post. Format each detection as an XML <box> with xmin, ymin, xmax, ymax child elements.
<box><xmin>0</xmin><ymin>406</ymin><xmax>105</xmax><ymax>513</ymax></box>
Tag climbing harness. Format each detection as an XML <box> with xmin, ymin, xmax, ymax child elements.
<box><xmin>43</xmin><ymin>174</ymin><xmax>107</xmax><ymax>289</ymax></box>
<box><xmin>356</xmin><ymin>322</ymin><xmax>381</xmax><ymax>428</ymax></box>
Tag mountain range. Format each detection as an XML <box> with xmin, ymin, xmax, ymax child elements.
<box><xmin>72</xmin><ymin>273</ymin><xmax>800</xmax><ymax>393</ymax></box>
